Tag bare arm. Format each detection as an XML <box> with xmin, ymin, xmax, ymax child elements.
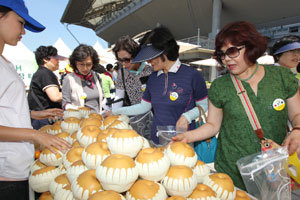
<box><xmin>31</xmin><ymin>108</ymin><xmax>63</xmax><ymax>120</ymax></box>
<box><xmin>45</xmin><ymin>86</ymin><xmax>62</xmax><ymax>102</ymax></box>
<box><xmin>283</xmin><ymin>91</ymin><xmax>300</xmax><ymax>155</ymax></box>
<box><xmin>172</xmin><ymin>100</ymin><xmax>223</xmax><ymax>143</ymax></box>
<box><xmin>0</xmin><ymin>126</ymin><xmax>71</xmax><ymax>153</ymax></box>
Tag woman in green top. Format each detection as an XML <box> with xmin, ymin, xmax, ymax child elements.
<box><xmin>173</xmin><ymin>21</ymin><xmax>300</xmax><ymax>189</ymax></box>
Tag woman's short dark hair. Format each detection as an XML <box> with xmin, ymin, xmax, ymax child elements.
<box><xmin>0</xmin><ymin>6</ymin><xmax>12</xmax><ymax>17</ymax></box>
<box><xmin>112</xmin><ymin>35</ymin><xmax>140</xmax><ymax>60</ymax></box>
<box><xmin>34</xmin><ymin>46</ymin><xmax>58</xmax><ymax>66</ymax></box>
<box><xmin>69</xmin><ymin>44</ymin><xmax>99</xmax><ymax>72</ymax></box>
<box><xmin>271</xmin><ymin>35</ymin><xmax>300</xmax><ymax>62</ymax></box>
<box><xmin>213</xmin><ymin>21</ymin><xmax>267</xmax><ymax>66</ymax></box>
<box><xmin>139</xmin><ymin>26</ymin><xmax>179</xmax><ymax>61</ymax></box>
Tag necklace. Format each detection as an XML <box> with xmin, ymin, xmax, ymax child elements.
<box><xmin>236</xmin><ymin>63</ymin><xmax>259</xmax><ymax>81</ymax></box>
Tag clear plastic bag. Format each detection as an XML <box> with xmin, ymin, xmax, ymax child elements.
<box><xmin>129</xmin><ymin>111</ymin><xmax>153</xmax><ymax>140</ymax></box>
<box><xmin>237</xmin><ymin>146</ymin><xmax>291</xmax><ymax>200</ymax></box>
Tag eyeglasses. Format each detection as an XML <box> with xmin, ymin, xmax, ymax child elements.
<box><xmin>77</xmin><ymin>62</ymin><xmax>93</xmax><ymax>68</ymax></box>
<box><xmin>117</xmin><ymin>57</ymin><xmax>132</xmax><ymax>63</ymax></box>
<box><xmin>218</xmin><ymin>46</ymin><xmax>245</xmax><ymax>60</ymax></box>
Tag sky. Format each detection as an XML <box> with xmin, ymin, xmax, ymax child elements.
<box><xmin>22</xmin><ymin>0</ymin><xmax>108</xmax><ymax>51</ymax></box>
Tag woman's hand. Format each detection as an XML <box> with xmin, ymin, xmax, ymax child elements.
<box><xmin>176</xmin><ymin>115</ymin><xmax>188</xmax><ymax>133</ymax></box>
<box><xmin>34</xmin><ymin>131</ymin><xmax>71</xmax><ymax>153</ymax></box>
<box><xmin>171</xmin><ymin>132</ymin><xmax>190</xmax><ymax>144</ymax></box>
<box><xmin>103</xmin><ymin>111</ymin><xmax>113</xmax><ymax>118</ymax></box>
<box><xmin>31</xmin><ymin>108</ymin><xmax>64</xmax><ymax>120</ymax></box>
<box><xmin>283</xmin><ymin>129</ymin><xmax>300</xmax><ymax>155</ymax></box>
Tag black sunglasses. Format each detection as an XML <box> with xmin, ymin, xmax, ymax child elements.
<box><xmin>218</xmin><ymin>46</ymin><xmax>245</xmax><ymax>60</ymax></box>
<box><xmin>117</xmin><ymin>57</ymin><xmax>132</xmax><ymax>63</ymax></box>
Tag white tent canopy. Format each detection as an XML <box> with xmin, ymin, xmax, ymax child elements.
<box><xmin>93</xmin><ymin>41</ymin><xmax>116</xmax><ymax>65</ymax></box>
<box><xmin>53</xmin><ymin>38</ymin><xmax>72</xmax><ymax>72</ymax></box>
<box><xmin>191</xmin><ymin>58</ymin><xmax>219</xmax><ymax>67</ymax></box>
<box><xmin>257</xmin><ymin>54</ymin><xmax>275</xmax><ymax>65</ymax></box>
<box><xmin>177</xmin><ymin>41</ymin><xmax>200</xmax><ymax>53</ymax></box>
<box><xmin>3</xmin><ymin>42</ymin><xmax>37</xmax><ymax>89</ymax></box>
<box><xmin>53</xmin><ymin>38</ymin><xmax>72</xmax><ymax>57</ymax></box>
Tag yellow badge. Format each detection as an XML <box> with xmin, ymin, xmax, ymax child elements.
<box><xmin>141</xmin><ymin>84</ymin><xmax>146</xmax><ymax>92</ymax></box>
<box><xmin>169</xmin><ymin>92</ymin><xmax>178</xmax><ymax>101</ymax></box>
<box><xmin>272</xmin><ymin>98</ymin><xmax>285</xmax><ymax>111</ymax></box>
<box><xmin>80</xmin><ymin>93</ymin><xmax>87</xmax><ymax>100</ymax></box>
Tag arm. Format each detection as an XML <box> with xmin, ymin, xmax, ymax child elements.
<box><xmin>44</xmin><ymin>86</ymin><xmax>62</xmax><ymax>102</ymax></box>
<box><xmin>112</xmin><ymin>99</ymin><xmax>152</xmax><ymax>116</ymax></box>
<box><xmin>172</xmin><ymin>100</ymin><xmax>223</xmax><ymax>143</ymax></box>
<box><xmin>283</xmin><ymin>91</ymin><xmax>300</xmax><ymax>155</ymax></box>
<box><xmin>31</xmin><ymin>108</ymin><xmax>63</xmax><ymax>120</ymax></box>
<box><xmin>62</xmin><ymin>76</ymin><xmax>77</xmax><ymax>109</ymax></box>
<box><xmin>177</xmin><ymin>97</ymin><xmax>208</xmax><ymax>131</ymax></box>
<box><xmin>0</xmin><ymin>126</ymin><xmax>71</xmax><ymax>153</ymax></box>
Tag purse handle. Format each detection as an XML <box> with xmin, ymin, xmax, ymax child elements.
<box><xmin>197</xmin><ymin>105</ymin><xmax>212</xmax><ymax>143</ymax></box>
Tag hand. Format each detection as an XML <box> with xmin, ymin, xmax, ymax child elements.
<box><xmin>283</xmin><ymin>130</ymin><xmax>300</xmax><ymax>155</ymax></box>
<box><xmin>176</xmin><ymin>115</ymin><xmax>188</xmax><ymax>133</ymax></box>
<box><xmin>103</xmin><ymin>111</ymin><xmax>113</xmax><ymax>118</ymax></box>
<box><xmin>171</xmin><ymin>132</ymin><xmax>189</xmax><ymax>144</ymax></box>
<box><xmin>31</xmin><ymin>108</ymin><xmax>64</xmax><ymax>120</ymax></box>
<box><xmin>34</xmin><ymin>131</ymin><xmax>71</xmax><ymax>153</ymax></box>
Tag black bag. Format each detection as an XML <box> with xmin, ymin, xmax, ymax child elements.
<box><xmin>121</xmin><ymin>68</ymin><xmax>131</xmax><ymax>106</ymax></box>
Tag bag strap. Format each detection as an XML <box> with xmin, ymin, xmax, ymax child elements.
<box><xmin>197</xmin><ymin>105</ymin><xmax>212</xmax><ymax>143</ymax></box>
<box><xmin>230</xmin><ymin>73</ymin><xmax>264</xmax><ymax>140</ymax></box>
<box><xmin>121</xmin><ymin>68</ymin><xmax>128</xmax><ymax>93</ymax></box>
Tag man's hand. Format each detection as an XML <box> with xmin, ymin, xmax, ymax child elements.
<box><xmin>31</xmin><ymin>108</ymin><xmax>63</xmax><ymax>120</ymax></box>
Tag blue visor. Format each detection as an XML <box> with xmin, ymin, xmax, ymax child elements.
<box><xmin>132</xmin><ymin>44</ymin><xmax>164</xmax><ymax>63</ymax></box>
<box><xmin>274</xmin><ymin>42</ymin><xmax>300</xmax><ymax>55</ymax></box>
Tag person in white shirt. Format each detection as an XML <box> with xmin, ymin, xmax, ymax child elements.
<box><xmin>0</xmin><ymin>1</ymin><xmax>70</xmax><ymax>199</ymax></box>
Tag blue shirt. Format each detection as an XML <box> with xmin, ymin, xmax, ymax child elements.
<box><xmin>143</xmin><ymin>62</ymin><xmax>208</xmax><ymax>144</ymax></box>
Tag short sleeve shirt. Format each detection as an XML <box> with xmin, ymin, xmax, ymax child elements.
<box><xmin>116</xmin><ymin>64</ymin><xmax>153</xmax><ymax>105</ymax></box>
<box><xmin>28</xmin><ymin>66</ymin><xmax>61</xmax><ymax>110</ymax></box>
<box><xmin>143</xmin><ymin>64</ymin><xmax>208</xmax><ymax>144</ymax></box>
<box><xmin>208</xmin><ymin>65</ymin><xmax>298</xmax><ymax>189</ymax></box>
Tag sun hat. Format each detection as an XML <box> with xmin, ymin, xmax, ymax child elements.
<box><xmin>132</xmin><ymin>43</ymin><xmax>164</xmax><ymax>63</ymax></box>
<box><xmin>0</xmin><ymin>0</ymin><xmax>45</xmax><ymax>32</ymax></box>
<box><xmin>273</xmin><ymin>42</ymin><xmax>300</xmax><ymax>55</ymax></box>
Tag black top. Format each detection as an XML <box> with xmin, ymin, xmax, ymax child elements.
<box><xmin>28</xmin><ymin>66</ymin><xmax>62</xmax><ymax>110</ymax></box>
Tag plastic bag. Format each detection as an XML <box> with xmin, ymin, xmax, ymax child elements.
<box><xmin>130</xmin><ymin>111</ymin><xmax>153</xmax><ymax>140</ymax></box>
<box><xmin>237</xmin><ymin>146</ymin><xmax>291</xmax><ymax>200</ymax></box>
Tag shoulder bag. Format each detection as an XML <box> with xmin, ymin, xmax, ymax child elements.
<box><xmin>193</xmin><ymin>105</ymin><xmax>217</xmax><ymax>163</ymax></box>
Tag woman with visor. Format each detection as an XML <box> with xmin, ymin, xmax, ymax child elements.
<box><xmin>110</xmin><ymin>26</ymin><xmax>208</xmax><ymax>145</ymax></box>
<box><xmin>172</xmin><ymin>21</ymin><xmax>300</xmax><ymax>190</ymax></box>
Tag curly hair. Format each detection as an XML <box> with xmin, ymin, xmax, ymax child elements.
<box><xmin>112</xmin><ymin>35</ymin><xmax>140</xmax><ymax>60</ymax></box>
<box><xmin>69</xmin><ymin>44</ymin><xmax>99</xmax><ymax>72</ymax></box>
<box><xmin>34</xmin><ymin>46</ymin><xmax>58</xmax><ymax>66</ymax></box>
<box><xmin>139</xmin><ymin>26</ymin><xmax>179</xmax><ymax>61</ymax></box>
<box><xmin>213</xmin><ymin>21</ymin><xmax>267</xmax><ymax>66</ymax></box>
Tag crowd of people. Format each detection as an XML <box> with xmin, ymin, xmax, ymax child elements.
<box><xmin>1</xmin><ymin>0</ymin><xmax>300</xmax><ymax>199</ymax></box>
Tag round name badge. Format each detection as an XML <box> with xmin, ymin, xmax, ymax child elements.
<box><xmin>141</xmin><ymin>84</ymin><xmax>146</xmax><ymax>92</ymax></box>
<box><xmin>170</xmin><ymin>92</ymin><xmax>178</xmax><ymax>101</ymax></box>
<box><xmin>272</xmin><ymin>98</ymin><xmax>285</xmax><ymax>111</ymax></box>
<box><xmin>80</xmin><ymin>93</ymin><xmax>87</xmax><ymax>100</ymax></box>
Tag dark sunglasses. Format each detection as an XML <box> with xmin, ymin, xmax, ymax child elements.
<box><xmin>218</xmin><ymin>46</ymin><xmax>245</xmax><ymax>60</ymax></box>
<box><xmin>117</xmin><ymin>57</ymin><xmax>132</xmax><ymax>63</ymax></box>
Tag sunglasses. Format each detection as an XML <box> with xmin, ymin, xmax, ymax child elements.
<box><xmin>117</xmin><ymin>57</ymin><xmax>132</xmax><ymax>63</ymax></box>
<box><xmin>218</xmin><ymin>46</ymin><xmax>245</xmax><ymax>60</ymax></box>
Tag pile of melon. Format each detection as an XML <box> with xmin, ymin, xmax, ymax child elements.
<box><xmin>30</xmin><ymin>107</ymin><xmax>250</xmax><ymax>200</ymax></box>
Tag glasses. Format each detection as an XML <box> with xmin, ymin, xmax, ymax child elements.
<box><xmin>218</xmin><ymin>46</ymin><xmax>245</xmax><ymax>60</ymax></box>
<box><xmin>77</xmin><ymin>62</ymin><xmax>93</xmax><ymax>68</ymax></box>
<box><xmin>117</xmin><ymin>57</ymin><xmax>132</xmax><ymax>64</ymax></box>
